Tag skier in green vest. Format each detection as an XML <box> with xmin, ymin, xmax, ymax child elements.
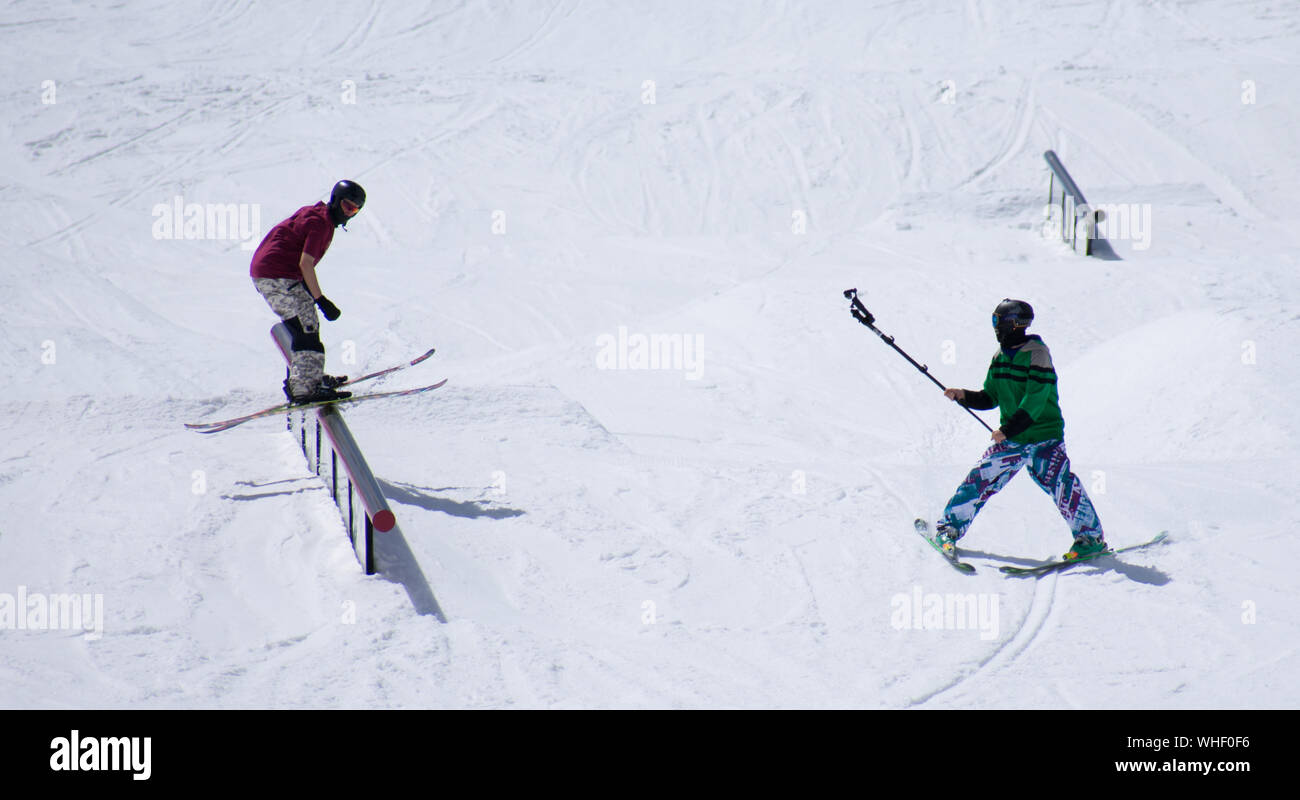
<box><xmin>932</xmin><ymin>299</ymin><xmax>1107</xmax><ymax>562</ymax></box>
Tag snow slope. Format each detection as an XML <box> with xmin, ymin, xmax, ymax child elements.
<box><xmin>2</xmin><ymin>0</ymin><xmax>1298</xmax><ymax>708</ymax></box>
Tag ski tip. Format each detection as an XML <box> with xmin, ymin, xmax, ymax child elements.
<box><xmin>401</xmin><ymin>348</ymin><xmax>437</xmax><ymax>368</ymax></box>
<box><xmin>185</xmin><ymin>422</ymin><xmax>226</xmax><ymax>432</ymax></box>
<box><xmin>194</xmin><ymin>425</ymin><xmax>234</xmax><ymax>434</ymax></box>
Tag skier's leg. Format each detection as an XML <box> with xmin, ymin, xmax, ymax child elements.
<box><xmin>939</xmin><ymin>440</ymin><xmax>1030</xmax><ymax>540</ymax></box>
<box><xmin>281</xmin><ymin>318</ymin><xmax>325</xmax><ymax>397</ymax></box>
<box><xmin>1025</xmin><ymin>439</ymin><xmax>1105</xmax><ymax>539</ymax></box>
<box><xmin>254</xmin><ymin>278</ymin><xmax>324</xmax><ymax>397</ymax></box>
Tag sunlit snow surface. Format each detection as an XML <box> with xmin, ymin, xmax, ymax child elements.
<box><xmin>2</xmin><ymin>1</ymin><xmax>1297</xmax><ymax>708</ymax></box>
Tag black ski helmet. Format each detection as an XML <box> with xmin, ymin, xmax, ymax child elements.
<box><xmin>992</xmin><ymin>298</ymin><xmax>1034</xmax><ymax>345</ymax></box>
<box><xmin>328</xmin><ymin>180</ymin><xmax>366</xmax><ymax>227</ymax></box>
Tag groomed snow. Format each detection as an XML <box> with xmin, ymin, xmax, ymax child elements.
<box><xmin>3</xmin><ymin>0</ymin><xmax>1297</xmax><ymax>708</ymax></box>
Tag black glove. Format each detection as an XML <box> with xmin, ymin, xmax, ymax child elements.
<box><xmin>315</xmin><ymin>295</ymin><xmax>341</xmax><ymax>321</ymax></box>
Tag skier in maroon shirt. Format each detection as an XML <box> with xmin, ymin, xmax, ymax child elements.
<box><xmin>249</xmin><ymin>180</ymin><xmax>365</xmax><ymax>403</ymax></box>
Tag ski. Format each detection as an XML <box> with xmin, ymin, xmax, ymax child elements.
<box><xmin>186</xmin><ymin>347</ymin><xmax>437</xmax><ymax>431</ymax></box>
<box><xmin>915</xmin><ymin>518</ymin><xmax>976</xmax><ymax>574</ymax></box>
<box><xmin>999</xmin><ymin>531</ymin><xmax>1169</xmax><ymax>577</ymax></box>
<box><xmin>186</xmin><ymin>379</ymin><xmax>448</xmax><ymax>434</ymax></box>
<box><xmin>337</xmin><ymin>347</ymin><xmax>436</xmax><ymax>389</ymax></box>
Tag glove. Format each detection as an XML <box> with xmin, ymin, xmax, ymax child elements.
<box><xmin>315</xmin><ymin>295</ymin><xmax>341</xmax><ymax>321</ymax></box>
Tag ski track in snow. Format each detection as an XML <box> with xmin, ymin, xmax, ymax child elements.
<box><xmin>956</xmin><ymin>71</ymin><xmax>1038</xmax><ymax>190</ymax></box>
<box><xmin>907</xmin><ymin>563</ymin><xmax>1062</xmax><ymax>708</ymax></box>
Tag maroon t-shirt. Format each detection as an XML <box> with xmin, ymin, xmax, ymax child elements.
<box><xmin>249</xmin><ymin>202</ymin><xmax>335</xmax><ymax>279</ymax></box>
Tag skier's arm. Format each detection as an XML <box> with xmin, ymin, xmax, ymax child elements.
<box><xmin>299</xmin><ymin>253</ymin><xmax>323</xmax><ymax>299</ymax></box>
<box><xmin>945</xmin><ymin>387</ymin><xmax>997</xmax><ymax>409</ymax></box>
<box><xmin>957</xmin><ymin>390</ymin><xmax>996</xmax><ymax>410</ymax></box>
<box><xmin>947</xmin><ymin>363</ymin><xmax>998</xmax><ymax>410</ymax></box>
<box><xmin>999</xmin><ymin>409</ymin><xmax>1034</xmax><ymax>438</ymax></box>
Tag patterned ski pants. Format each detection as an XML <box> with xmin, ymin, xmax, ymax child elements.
<box><xmin>940</xmin><ymin>438</ymin><xmax>1104</xmax><ymax>541</ymax></box>
<box><xmin>253</xmin><ymin>278</ymin><xmax>324</xmax><ymax>396</ymax></box>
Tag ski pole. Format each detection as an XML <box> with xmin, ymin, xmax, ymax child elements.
<box><xmin>843</xmin><ymin>288</ymin><xmax>994</xmax><ymax>433</ymax></box>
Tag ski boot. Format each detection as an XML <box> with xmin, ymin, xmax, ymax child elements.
<box><xmin>1063</xmin><ymin>534</ymin><xmax>1109</xmax><ymax>562</ymax></box>
<box><xmin>934</xmin><ymin>522</ymin><xmax>960</xmax><ymax>557</ymax></box>
<box><xmin>291</xmin><ymin>385</ymin><xmax>352</xmax><ymax>405</ymax></box>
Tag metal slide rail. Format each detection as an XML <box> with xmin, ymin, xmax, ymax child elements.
<box><xmin>1043</xmin><ymin>150</ymin><xmax>1097</xmax><ymax>256</ymax></box>
<box><xmin>271</xmin><ymin>323</ymin><xmax>395</xmax><ymax>574</ymax></box>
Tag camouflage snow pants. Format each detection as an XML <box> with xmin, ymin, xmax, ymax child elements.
<box><xmin>253</xmin><ymin>277</ymin><xmax>324</xmax><ymax>397</ymax></box>
<box><xmin>939</xmin><ymin>438</ymin><xmax>1104</xmax><ymax>541</ymax></box>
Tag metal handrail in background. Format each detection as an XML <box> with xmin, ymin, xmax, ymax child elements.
<box><xmin>1043</xmin><ymin>149</ymin><xmax>1098</xmax><ymax>256</ymax></box>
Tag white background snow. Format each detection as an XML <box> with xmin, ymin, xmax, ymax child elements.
<box><xmin>2</xmin><ymin>0</ymin><xmax>1297</xmax><ymax>708</ymax></box>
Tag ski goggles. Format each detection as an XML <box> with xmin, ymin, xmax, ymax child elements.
<box><xmin>992</xmin><ymin>312</ymin><xmax>1026</xmax><ymax>329</ymax></box>
<box><xmin>340</xmin><ymin>198</ymin><xmax>362</xmax><ymax>215</ymax></box>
